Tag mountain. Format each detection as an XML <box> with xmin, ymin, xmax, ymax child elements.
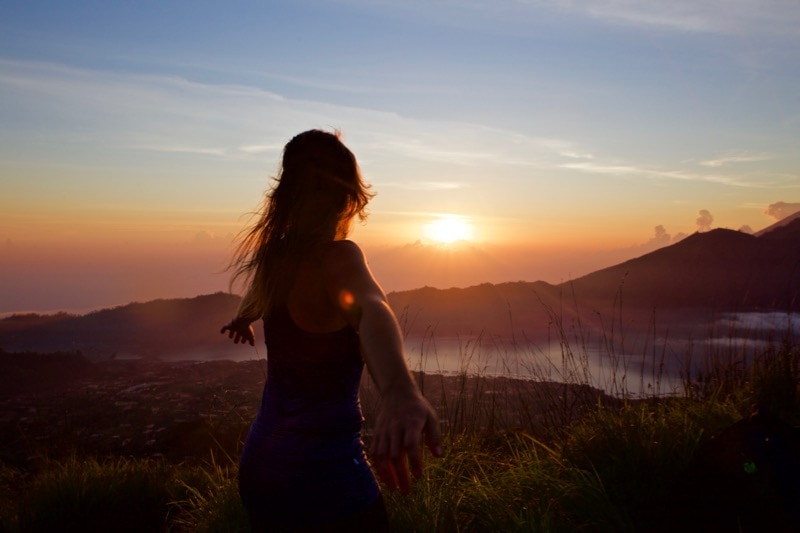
<box><xmin>2</xmin><ymin>221</ymin><xmax>798</xmax><ymax>357</ymax></box>
<box><xmin>565</xmin><ymin>219</ymin><xmax>800</xmax><ymax>310</ymax></box>
<box><xmin>388</xmin><ymin>219</ymin><xmax>800</xmax><ymax>339</ymax></box>
<box><xmin>0</xmin><ymin>292</ymin><xmax>248</xmax><ymax>359</ymax></box>
<box><xmin>754</xmin><ymin>210</ymin><xmax>800</xmax><ymax>237</ymax></box>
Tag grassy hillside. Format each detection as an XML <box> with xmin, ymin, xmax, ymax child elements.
<box><xmin>1</xmin><ymin>331</ymin><xmax>798</xmax><ymax>532</ymax></box>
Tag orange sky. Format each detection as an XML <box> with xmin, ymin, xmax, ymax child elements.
<box><xmin>2</xmin><ymin>1</ymin><xmax>799</xmax><ymax>314</ymax></box>
<box><xmin>1</xmin><ymin>204</ymin><xmax>786</xmax><ymax>315</ymax></box>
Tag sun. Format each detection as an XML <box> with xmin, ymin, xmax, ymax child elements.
<box><xmin>423</xmin><ymin>215</ymin><xmax>475</xmax><ymax>245</ymax></box>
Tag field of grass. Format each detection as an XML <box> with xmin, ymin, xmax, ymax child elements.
<box><xmin>1</xmin><ymin>315</ymin><xmax>798</xmax><ymax>532</ymax></box>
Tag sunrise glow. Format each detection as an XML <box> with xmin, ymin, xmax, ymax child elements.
<box><xmin>423</xmin><ymin>215</ymin><xmax>475</xmax><ymax>245</ymax></box>
<box><xmin>1</xmin><ymin>2</ymin><xmax>798</xmax><ymax>313</ymax></box>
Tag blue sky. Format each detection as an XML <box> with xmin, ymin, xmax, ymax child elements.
<box><xmin>1</xmin><ymin>0</ymin><xmax>799</xmax><ymax>311</ymax></box>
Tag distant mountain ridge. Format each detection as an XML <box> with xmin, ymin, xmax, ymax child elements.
<box><xmin>0</xmin><ymin>293</ymin><xmax>247</xmax><ymax>360</ymax></box>
<box><xmin>754</xmin><ymin>210</ymin><xmax>800</xmax><ymax>237</ymax></box>
<box><xmin>389</xmin><ymin>219</ymin><xmax>800</xmax><ymax>339</ymax></box>
<box><xmin>2</xmin><ymin>220</ymin><xmax>798</xmax><ymax>357</ymax></box>
<box><xmin>564</xmin><ymin>219</ymin><xmax>800</xmax><ymax>309</ymax></box>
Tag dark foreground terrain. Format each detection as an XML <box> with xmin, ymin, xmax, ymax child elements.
<box><xmin>1</xmin><ymin>352</ymin><xmax>265</xmax><ymax>467</ymax></box>
<box><xmin>0</xmin><ymin>350</ymin><xmax>609</xmax><ymax>469</ymax></box>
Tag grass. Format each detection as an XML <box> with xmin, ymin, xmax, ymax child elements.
<box><xmin>0</xmin><ymin>454</ymin><xmax>250</xmax><ymax>533</ymax></box>
<box><xmin>1</xmin><ymin>308</ymin><xmax>798</xmax><ymax>532</ymax></box>
<box><xmin>9</xmin><ymin>455</ymin><xmax>179</xmax><ymax>532</ymax></box>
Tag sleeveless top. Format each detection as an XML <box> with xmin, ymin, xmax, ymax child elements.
<box><xmin>259</xmin><ymin>304</ymin><xmax>364</xmax><ymax>432</ymax></box>
<box><xmin>238</xmin><ymin>305</ymin><xmax>380</xmax><ymax>526</ymax></box>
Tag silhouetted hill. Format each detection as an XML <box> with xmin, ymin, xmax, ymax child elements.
<box><xmin>566</xmin><ymin>219</ymin><xmax>800</xmax><ymax>309</ymax></box>
<box><xmin>754</xmin><ymin>210</ymin><xmax>800</xmax><ymax>237</ymax></box>
<box><xmin>3</xmin><ymin>222</ymin><xmax>797</xmax><ymax>355</ymax></box>
<box><xmin>388</xmin><ymin>220</ymin><xmax>800</xmax><ymax>339</ymax></box>
<box><xmin>388</xmin><ymin>281</ymin><xmax>557</xmax><ymax>339</ymax></box>
<box><xmin>0</xmin><ymin>292</ymin><xmax>247</xmax><ymax>359</ymax></box>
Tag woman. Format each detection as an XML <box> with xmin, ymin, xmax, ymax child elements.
<box><xmin>221</xmin><ymin>129</ymin><xmax>442</xmax><ymax>531</ymax></box>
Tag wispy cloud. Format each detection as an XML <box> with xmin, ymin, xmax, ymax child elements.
<box><xmin>134</xmin><ymin>145</ymin><xmax>230</xmax><ymax>157</ymax></box>
<box><xmin>561</xmin><ymin>160</ymin><xmax>771</xmax><ymax>188</ymax></box>
<box><xmin>541</xmin><ymin>0</ymin><xmax>800</xmax><ymax>36</ymax></box>
<box><xmin>699</xmin><ymin>153</ymin><xmax>773</xmax><ymax>167</ymax></box>
<box><xmin>0</xmin><ymin>59</ymin><xmax>566</xmax><ymax>172</ymax></box>
<box><xmin>0</xmin><ymin>59</ymin><xmax>300</xmax><ymax>159</ymax></box>
<box><xmin>339</xmin><ymin>0</ymin><xmax>800</xmax><ymax>36</ymax></box>
<box><xmin>381</xmin><ymin>181</ymin><xmax>469</xmax><ymax>191</ymax></box>
<box><xmin>238</xmin><ymin>144</ymin><xmax>284</xmax><ymax>155</ymax></box>
<box><xmin>378</xmin><ymin>140</ymin><xmax>495</xmax><ymax>165</ymax></box>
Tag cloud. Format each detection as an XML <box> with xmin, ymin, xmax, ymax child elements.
<box><xmin>640</xmin><ymin>224</ymin><xmax>686</xmax><ymax>249</ymax></box>
<box><xmin>764</xmin><ymin>201</ymin><xmax>800</xmax><ymax>220</ymax></box>
<box><xmin>696</xmin><ymin>209</ymin><xmax>714</xmax><ymax>232</ymax></box>
<box><xmin>545</xmin><ymin>0</ymin><xmax>800</xmax><ymax>36</ymax></box>
<box><xmin>377</xmin><ymin>139</ymin><xmax>495</xmax><ymax>165</ymax></box>
<box><xmin>605</xmin><ymin>224</ymin><xmax>684</xmax><ymax>259</ymax></box>
<box><xmin>141</xmin><ymin>145</ymin><xmax>229</xmax><ymax>157</ymax></box>
<box><xmin>382</xmin><ymin>181</ymin><xmax>468</xmax><ymax>191</ymax></box>
<box><xmin>238</xmin><ymin>144</ymin><xmax>284</xmax><ymax>155</ymax></box>
<box><xmin>560</xmin><ymin>150</ymin><xmax>595</xmax><ymax>160</ymax></box>
<box><xmin>649</xmin><ymin>225</ymin><xmax>671</xmax><ymax>247</ymax></box>
<box><xmin>560</xmin><ymin>161</ymin><xmax>759</xmax><ymax>187</ymax></box>
<box><xmin>0</xmin><ymin>59</ymin><xmax>318</xmax><ymax>161</ymax></box>
<box><xmin>340</xmin><ymin>1</ymin><xmax>800</xmax><ymax>37</ymax></box>
<box><xmin>700</xmin><ymin>154</ymin><xmax>773</xmax><ymax>167</ymax></box>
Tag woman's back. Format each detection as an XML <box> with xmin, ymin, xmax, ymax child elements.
<box><xmin>284</xmin><ymin>244</ymin><xmax>349</xmax><ymax>334</ymax></box>
<box><xmin>257</xmin><ymin>245</ymin><xmax>366</xmax><ymax>433</ymax></box>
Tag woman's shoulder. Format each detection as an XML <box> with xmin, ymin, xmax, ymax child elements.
<box><xmin>317</xmin><ymin>240</ymin><xmax>373</xmax><ymax>289</ymax></box>
<box><xmin>320</xmin><ymin>239</ymin><xmax>366</xmax><ymax>263</ymax></box>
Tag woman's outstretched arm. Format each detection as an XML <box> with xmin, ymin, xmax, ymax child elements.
<box><xmin>323</xmin><ymin>240</ymin><xmax>443</xmax><ymax>493</ymax></box>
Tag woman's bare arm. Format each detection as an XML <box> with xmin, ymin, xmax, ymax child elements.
<box><xmin>322</xmin><ymin>240</ymin><xmax>442</xmax><ymax>493</ymax></box>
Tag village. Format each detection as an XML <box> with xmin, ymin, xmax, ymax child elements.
<box><xmin>0</xmin><ymin>357</ymin><xmax>267</xmax><ymax>466</ymax></box>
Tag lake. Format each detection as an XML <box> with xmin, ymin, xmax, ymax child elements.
<box><xmin>160</xmin><ymin>311</ymin><xmax>798</xmax><ymax>399</ymax></box>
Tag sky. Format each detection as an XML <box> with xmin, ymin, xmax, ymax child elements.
<box><xmin>1</xmin><ymin>0</ymin><xmax>799</xmax><ymax>314</ymax></box>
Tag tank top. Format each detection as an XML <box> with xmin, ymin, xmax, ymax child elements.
<box><xmin>238</xmin><ymin>305</ymin><xmax>380</xmax><ymax>526</ymax></box>
<box><xmin>259</xmin><ymin>304</ymin><xmax>364</xmax><ymax>432</ymax></box>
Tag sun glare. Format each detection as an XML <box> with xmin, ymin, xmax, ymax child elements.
<box><xmin>423</xmin><ymin>215</ymin><xmax>475</xmax><ymax>245</ymax></box>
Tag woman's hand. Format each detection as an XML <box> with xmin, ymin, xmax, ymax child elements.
<box><xmin>369</xmin><ymin>386</ymin><xmax>442</xmax><ymax>494</ymax></box>
<box><xmin>220</xmin><ymin>318</ymin><xmax>255</xmax><ymax>346</ymax></box>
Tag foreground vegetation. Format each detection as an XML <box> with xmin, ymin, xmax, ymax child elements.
<box><xmin>1</xmin><ymin>327</ymin><xmax>798</xmax><ymax>531</ymax></box>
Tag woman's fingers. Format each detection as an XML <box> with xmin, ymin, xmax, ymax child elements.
<box><xmin>220</xmin><ymin>321</ymin><xmax>255</xmax><ymax>345</ymax></box>
<box><xmin>402</xmin><ymin>419</ymin><xmax>424</xmax><ymax>480</ymax></box>
<box><xmin>371</xmin><ymin>414</ymin><xmax>437</xmax><ymax>493</ymax></box>
<box><xmin>369</xmin><ymin>427</ymin><xmax>391</xmax><ymax>486</ymax></box>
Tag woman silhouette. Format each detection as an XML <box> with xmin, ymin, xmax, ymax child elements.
<box><xmin>221</xmin><ymin>129</ymin><xmax>441</xmax><ymax>531</ymax></box>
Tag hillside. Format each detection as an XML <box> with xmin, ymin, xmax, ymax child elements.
<box><xmin>566</xmin><ymin>221</ymin><xmax>800</xmax><ymax>309</ymax></box>
<box><xmin>389</xmin><ymin>219</ymin><xmax>800</xmax><ymax>339</ymax></box>
<box><xmin>2</xmin><ymin>221</ymin><xmax>798</xmax><ymax>356</ymax></box>
<box><xmin>0</xmin><ymin>292</ymin><xmax>249</xmax><ymax>360</ymax></box>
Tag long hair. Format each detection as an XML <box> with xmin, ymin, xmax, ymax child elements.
<box><xmin>228</xmin><ymin>129</ymin><xmax>373</xmax><ymax>318</ymax></box>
